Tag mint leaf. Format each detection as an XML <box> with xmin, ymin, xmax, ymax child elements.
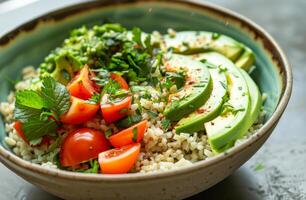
<box><xmin>14</xmin><ymin>104</ymin><xmax>42</xmax><ymax>122</ymax></box>
<box><xmin>105</xmin><ymin>129</ymin><xmax>112</xmax><ymax>139</ymax></box>
<box><xmin>40</xmin><ymin>77</ymin><xmax>70</xmax><ymax>115</ymax></box>
<box><xmin>21</xmin><ymin>117</ymin><xmax>57</xmax><ymax>141</ymax></box>
<box><xmin>15</xmin><ymin>90</ymin><xmax>44</xmax><ymax>109</ymax></box>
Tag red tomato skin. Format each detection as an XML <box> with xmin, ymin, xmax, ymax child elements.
<box><xmin>67</xmin><ymin>65</ymin><xmax>97</xmax><ymax>100</ymax></box>
<box><xmin>60</xmin><ymin>128</ymin><xmax>110</xmax><ymax>167</ymax></box>
<box><xmin>101</xmin><ymin>96</ymin><xmax>132</xmax><ymax>124</ymax></box>
<box><xmin>61</xmin><ymin>96</ymin><xmax>99</xmax><ymax>125</ymax></box>
<box><xmin>109</xmin><ymin>120</ymin><xmax>148</xmax><ymax>148</ymax></box>
<box><xmin>98</xmin><ymin>143</ymin><xmax>140</xmax><ymax>174</ymax></box>
<box><xmin>13</xmin><ymin>121</ymin><xmax>28</xmax><ymax>144</ymax></box>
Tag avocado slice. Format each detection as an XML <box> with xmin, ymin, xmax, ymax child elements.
<box><xmin>52</xmin><ymin>53</ymin><xmax>82</xmax><ymax>85</ymax></box>
<box><xmin>162</xmin><ymin>31</ymin><xmax>255</xmax><ymax>70</ymax></box>
<box><xmin>164</xmin><ymin>54</ymin><xmax>212</xmax><ymax>121</ymax></box>
<box><xmin>235</xmin><ymin>47</ymin><xmax>255</xmax><ymax>72</ymax></box>
<box><xmin>175</xmin><ymin>65</ymin><xmax>227</xmax><ymax>134</ymax></box>
<box><xmin>162</xmin><ymin>31</ymin><xmax>244</xmax><ymax>61</ymax></box>
<box><xmin>199</xmin><ymin>52</ymin><xmax>251</xmax><ymax>153</ymax></box>
<box><xmin>239</xmin><ymin>69</ymin><xmax>262</xmax><ymax>127</ymax></box>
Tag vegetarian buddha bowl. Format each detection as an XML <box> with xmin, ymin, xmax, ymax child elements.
<box><xmin>0</xmin><ymin>1</ymin><xmax>292</xmax><ymax>199</ymax></box>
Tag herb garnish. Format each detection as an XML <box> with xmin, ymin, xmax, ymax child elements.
<box><xmin>14</xmin><ymin>77</ymin><xmax>70</xmax><ymax>142</ymax></box>
<box><xmin>161</xmin><ymin>119</ymin><xmax>171</xmax><ymax>131</ymax></box>
<box><xmin>132</xmin><ymin>127</ymin><xmax>138</xmax><ymax>142</ymax></box>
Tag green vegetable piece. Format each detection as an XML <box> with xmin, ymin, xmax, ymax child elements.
<box><xmin>175</xmin><ymin>64</ymin><xmax>227</xmax><ymax>134</ymax></box>
<box><xmin>162</xmin><ymin>31</ymin><xmax>247</xmax><ymax>62</ymax></box>
<box><xmin>40</xmin><ymin>77</ymin><xmax>71</xmax><ymax>116</ymax></box>
<box><xmin>161</xmin><ymin>119</ymin><xmax>171</xmax><ymax>131</ymax></box>
<box><xmin>164</xmin><ymin>54</ymin><xmax>212</xmax><ymax>121</ymax></box>
<box><xmin>52</xmin><ymin>53</ymin><xmax>82</xmax><ymax>85</ymax></box>
<box><xmin>200</xmin><ymin>52</ymin><xmax>251</xmax><ymax>153</ymax></box>
<box><xmin>132</xmin><ymin>127</ymin><xmax>138</xmax><ymax>142</ymax></box>
<box><xmin>21</xmin><ymin>117</ymin><xmax>58</xmax><ymax>141</ymax></box>
<box><xmin>116</xmin><ymin>114</ymin><xmax>142</xmax><ymax>128</ymax></box>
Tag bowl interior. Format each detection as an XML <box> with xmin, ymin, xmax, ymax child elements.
<box><xmin>0</xmin><ymin>1</ymin><xmax>283</xmax><ymax>151</ymax></box>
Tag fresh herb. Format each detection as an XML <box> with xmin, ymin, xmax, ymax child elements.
<box><xmin>161</xmin><ymin>119</ymin><xmax>171</xmax><ymax>131</ymax></box>
<box><xmin>40</xmin><ymin>24</ymin><xmax>163</xmax><ymax>85</ymax></box>
<box><xmin>220</xmin><ymin>81</ymin><xmax>228</xmax><ymax>90</ymax></box>
<box><xmin>40</xmin><ymin>76</ymin><xmax>71</xmax><ymax>115</ymax></box>
<box><xmin>132</xmin><ymin>127</ymin><xmax>138</xmax><ymax>142</ymax></box>
<box><xmin>105</xmin><ymin>129</ymin><xmax>112</xmax><ymax>139</ymax></box>
<box><xmin>221</xmin><ymin>102</ymin><xmax>245</xmax><ymax>116</ymax></box>
<box><xmin>116</xmin><ymin>114</ymin><xmax>142</xmax><ymax>128</ymax></box>
<box><xmin>75</xmin><ymin>159</ymin><xmax>100</xmax><ymax>174</ymax></box>
<box><xmin>147</xmin><ymin>110</ymin><xmax>158</xmax><ymax>119</ymax></box>
<box><xmin>218</xmin><ymin>65</ymin><xmax>227</xmax><ymax>73</ymax></box>
<box><xmin>86</xmin><ymin>93</ymin><xmax>101</xmax><ymax>105</ymax></box>
<box><xmin>164</xmin><ymin>71</ymin><xmax>186</xmax><ymax>90</ymax></box>
<box><xmin>14</xmin><ymin>77</ymin><xmax>71</xmax><ymax>141</ymax></box>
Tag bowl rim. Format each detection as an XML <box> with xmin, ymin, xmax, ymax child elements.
<box><xmin>0</xmin><ymin>0</ymin><xmax>292</xmax><ymax>182</ymax></box>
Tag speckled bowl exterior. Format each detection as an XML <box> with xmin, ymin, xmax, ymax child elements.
<box><xmin>0</xmin><ymin>1</ymin><xmax>292</xmax><ymax>199</ymax></box>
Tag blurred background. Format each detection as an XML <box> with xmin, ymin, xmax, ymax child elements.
<box><xmin>0</xmin><ymin>0</ymin><xmax>305</xmax><ymax>200</ymax></box>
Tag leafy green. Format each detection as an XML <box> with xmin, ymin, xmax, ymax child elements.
<box><xmin>14</xmin><ymin>77</ymin><xmax>71</xmax><ymax>142</ymax></box>
<box><xmin>15</xmin><ymin>90</ymin><xmax>44</xmax><ymax>109</ymax></box>
<box><xmin>86</xmin><ymin>93</ymin><xmax>101</xmax><ymax>105</ymax></box>
<box><xmin>116</xmin><ymin>114</ymin><xmax>142</xmax><ymax>128</ymax></box>
<box><xmin>104</xmin><ymin>129</ymin><xmax>112</xmax><ymax>139</ymax></box>
<box><xmin>161</xmin><ymin>119</ymin><xmax>171</xmax><ymax>131</ymax></box>
<box><xmin>21</xmin><ymin>117</ymin><xmax>58</xmax><ymax>141</ymax></box>
<box><xmin>40</xmin><ymin>77</ymin><xmax>71</xmax><ymax>115</ymax></box>
<box><xmin>39</xmin><ymin>24</ymin><xmax>163</xmax><ymax>85</ymax></box>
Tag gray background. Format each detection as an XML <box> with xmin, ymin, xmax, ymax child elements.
<box><xmin>0</xmin><ymin>0</ymin><xmax>305</xmax><ymax>199</ymax></box>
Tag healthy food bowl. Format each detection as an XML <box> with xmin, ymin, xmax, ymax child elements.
<box><xmin>0</xmin><ymin>0</ymin><xmax>292</xmax><ymax>199</ymax></box>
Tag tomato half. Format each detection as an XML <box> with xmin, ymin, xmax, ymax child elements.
<box><xmin>67</xmin><ymin>65</ymin><xmax>98</xmax><ymax>100</ymax></box>
<box><xmin>101</xmin><ymin>96</ymin><xmax>132</xmax><ymax>124</ymax></box>
<box><xmin>109</xmin><ymin>120</ymin><xmax>148</xmax><ymax>148</ymax></box>
<box><xmin>98</xmin><ymin>143</ymin><xmax>140</xmax><ymax>174</ymax></box>
<box><xmin>101</xmin><ymin>74</ymin><xmax>131</xmax><ymax>124</ymax></box>
<box><xmin>60</xmin><ymin>128</ymin><xmax>110</xmax><ymax>167</ymax></box>
<box><xmin>61</xmin><ymin>96</ymin><xmax>99</xmax><ymax>125</ymax></box>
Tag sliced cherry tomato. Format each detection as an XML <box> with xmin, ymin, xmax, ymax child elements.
<box><xmin>110</xmin><ymin>73</ymin><xmax>129</xmax><ymax>90</ymax></box>
<box><xmin>67</xmin><ymin>65</ymin><xmax>97</xmax><ymax>100</ymax></box>
<box><xmin>60</xmin><ymin>128</ymin><xmax>110</xmax><ymax>167</ymax></box>
<box><xmin>109</xmin><ymin>120</ymin><xmax>148</xmax><ymax>148</ymax></box>
<box><xmin>101</xmin><ymin>96</ymin><xmax>132</xmax><ymax>124</ymax></box>
<box><xmin>101</xmin><ymin>74</ymin><xmax>131</xmax><ymax>124</ymax></box>
<box><xmin>13</xmin><ymin>121</ymin><xmax>28</xmax><ymax>143</ymax></box>
<box><xmin>98</xmin><ymin>143</ymin><xmax>140</xmax><ymax>174</ymax></box>
<box><xmin>61</xmin><ymin>96</ymin><xmax>99</xmax><ymax>125</ymax></box>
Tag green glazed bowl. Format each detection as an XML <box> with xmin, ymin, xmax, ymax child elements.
<box><xmin>0</xmin><ymin>1</ymin><xmax>292</xmax><ymax>199</ymax></box>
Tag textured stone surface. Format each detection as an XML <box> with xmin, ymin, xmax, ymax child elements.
<box><xmin>0</xmin><ymin>0</ymin><xmax>305</xmax><ymax>199</ymax></box>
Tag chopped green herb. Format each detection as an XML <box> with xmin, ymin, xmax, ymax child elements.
<box><xmin>212</xmin><ymin>32</ymin><xmax>221</xmax><ymax>40</ymax></box>
<box><xmin>105</xmin><ymin>129</ymin><xmax>112</xmax><ymax>139</ymax></box>
<box><xmin>86</xmin><ymin>93</ymin><xmax>101</xmax><ymax>105</ymax></box>
<box><xmin>161</xmin><ymin>119</ymin><xmax>171</xmax><ymax>131</ymax></box>
<box><xmin>147</xmin><ymin>110</ymin><xmax>158</xmax><ymax>119</ymax></box>
<box><xmin>132</xmin><ymin>127</ymin><xmax>138</xmax><ymax>142</ymax></box>
<box><xmin>116</xmin><ymin>114</ymin><xmax>142</xmax><ymax>128</ymax></box>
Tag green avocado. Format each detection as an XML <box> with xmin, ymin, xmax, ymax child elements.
<box><xmin>52</xmin><ymin>53</ymin><xmax>82</xmax><ymax>85</ymax></box>
<box><xmin>175</xmin><ymin>65</ymin><xmax>227</xmax><ymax>134</ymax></box>
<box><xmin>164</xmin><ymin>54</ymin><xmax>212</xmax><ymax>121</ymax></box>
<box><xmin>199</xmin><ymin>52</ymin><xmax>251</xmax><ymax>153</ymax></box>
<box><xmin>235</xmin><ymin>47</ymin><xmax>255</xmax><ymax>72</ymax></box>
<box><xmin>162</xmin><ymin>31</ymin><xmax>255</xmax><ymax>70</ymax></box>
<box><xmin>239</xmin><ymin>69</ymin><xmax>262</xmax><ymax>127</ymax></box>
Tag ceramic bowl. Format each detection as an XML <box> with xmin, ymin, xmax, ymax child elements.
<box><xmin>0</xmin><ymin>1</ymin><xmax>292</xmax><ymax>199</ymax></box>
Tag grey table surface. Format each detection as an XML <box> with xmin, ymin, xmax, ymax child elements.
<box><xmin>0</xmin><ymin>0</ymin><xmax>305</xmax><ymax>199</ymax></box>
